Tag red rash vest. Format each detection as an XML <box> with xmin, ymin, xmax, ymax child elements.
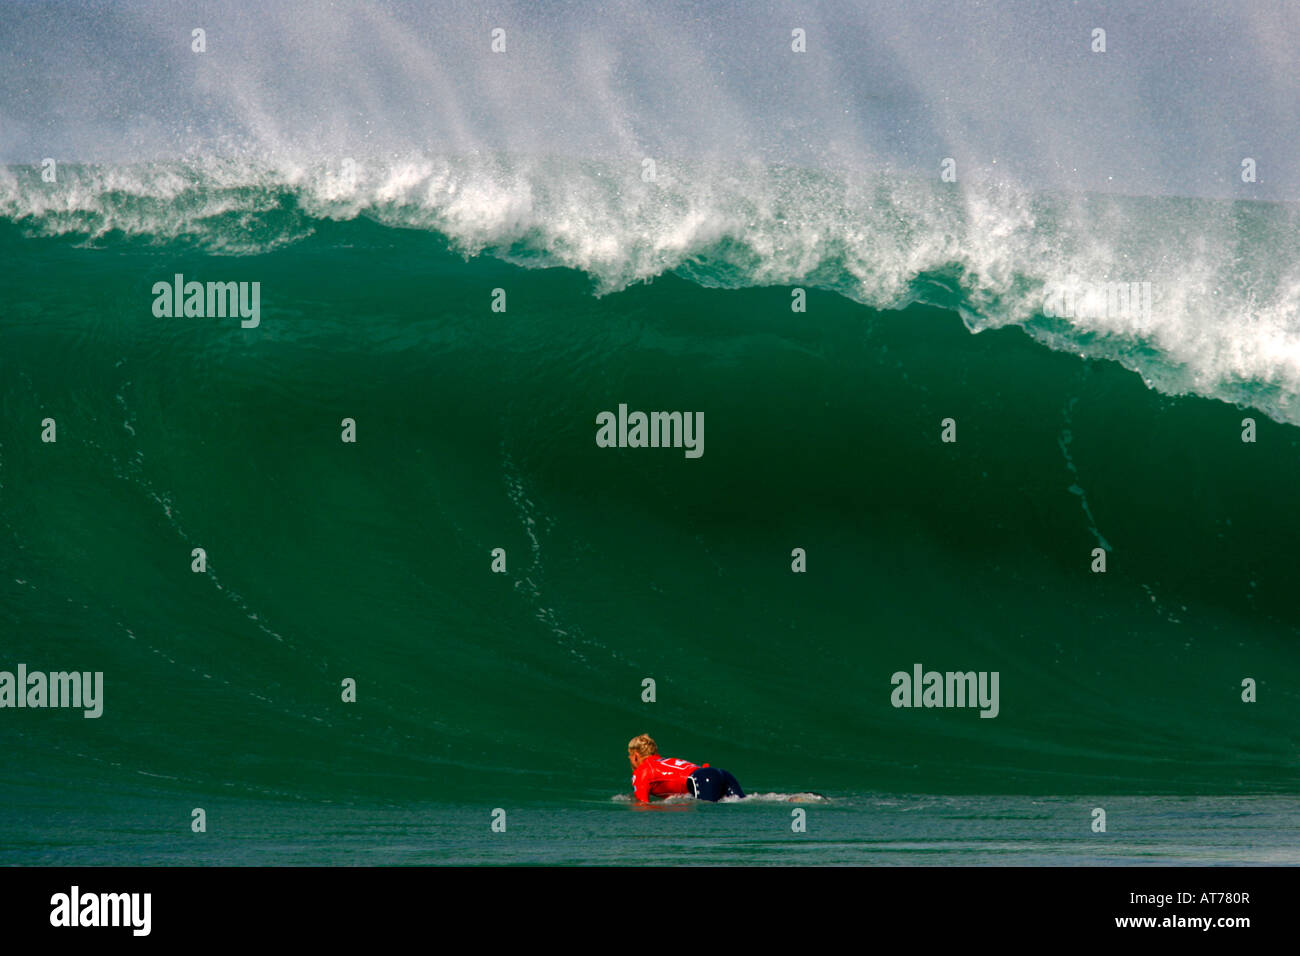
<box><xmin>632</xmin><ymin>756</ymin><xmax>708</xmax><ymax>802</ymax></box>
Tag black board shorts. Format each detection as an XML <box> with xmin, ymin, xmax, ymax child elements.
<box><xmin>687</xmin><ymin>767</ymin><xmax>745</xmax><ymax>801</ymax></box>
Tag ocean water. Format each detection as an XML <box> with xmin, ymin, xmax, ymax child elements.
<box><xmin>1</xmin><ymin>1</ymin><xmax>1298</xmax><ymax>866</ymax></box>
<box><xmin>3</xmin><ymin>787</ymin><xmax>1297</xmax><ymax>866</ymax></box>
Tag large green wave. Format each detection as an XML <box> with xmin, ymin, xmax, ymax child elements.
<box><xmin>1</xmin><ymin>215</ymin><xmax>1296</xmax><ymax>807</ymax></box>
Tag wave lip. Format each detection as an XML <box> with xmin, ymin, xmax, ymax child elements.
<box><xmin>5</xmin><ymin>155</ymin><xmax>1300</xmax><ymax>426</ymax></box>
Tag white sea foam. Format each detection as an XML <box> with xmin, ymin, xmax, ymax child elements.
<box><xmin>6</xmin><ymin>153</ymin><xmax>1300</xmax><ymax>424</ymax></box>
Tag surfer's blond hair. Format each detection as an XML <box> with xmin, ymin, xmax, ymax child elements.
<box><xmin>628</xmin><ymin>733</ymin><xmax>658</xmax><ymax>757</ymax></box>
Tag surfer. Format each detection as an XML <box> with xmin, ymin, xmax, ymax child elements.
<box><xmin>627</xmin><ymin>733</ymin><xmax>745</xmax><ymax>803</ymax></box>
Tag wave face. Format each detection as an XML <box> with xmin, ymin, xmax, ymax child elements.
<box><xmin>1</xmin><ymin>213</ymin><xmax>1297</xmax><ymax>803</ymax></box>
<box><xmin>1</xmin><ymin>1</ymin><xmax>1297</xmax><ymax>814</ymax></box>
